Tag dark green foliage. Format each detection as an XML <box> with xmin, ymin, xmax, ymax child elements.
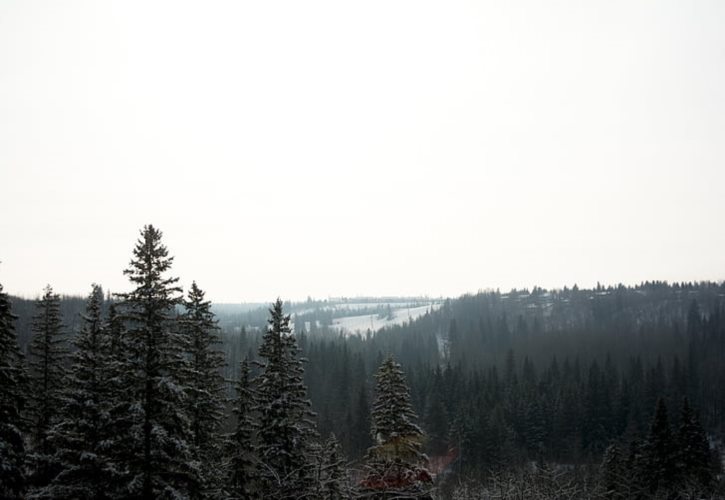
<box><xmin>6</xmin><ymin>251</ymin><xmax>725</xmax><ymax>498</ymax></box>
<box><xmin>114</xmin><ymin>225</ymin><xmax>202</xmax><ymax>499</ymax></box>
<box><xmin>253</xmin><ymin>298</ymin><xmax>318</xmax><ymax>499</ymax></box>
<box><xmin>41</xmin><ymin>284</ymin><xmax>115</xmax><ymax>499</ymax></box>
<box><xmin>641</xmin><ymin>398</ymin><xmax>677</xmax><ymax>494</ymax></box>
<box><xmin>370</xmin><ymin>356</ymin><xmax>424</xmax><ymax>445</ymax></box>
<box><xmin>27</xmin><ymin>285</ymin><xmax>67</xmax><ymax>489</ymax></box>
<box><xmin>424</xmin><ymin>367</ymin><xmax>448</xmax><ymax>456</ymax></box>
<box><xmin>675</xmin><ymin>397</ymin><xmax>716</xmax><ymax>491</ymax></box>
<box><xmin>226</xmin><ymin>359</ymin><xmax>257</xmax><ymax>499</ymax></box>
<box><xmin>0</xmin><ymin>282</ymin><xmax>28</xmax><ymax>499</ymax></box>
<box><xmin>599</xmin><ymin>443</ymin><xmax>629</xmax><ymax>499</ymax></box>
<box><xmin>362</xmin><ymin>355</ymin><xmax>432</xmax><ymax>498</ymax></box>
<box><xmin>349</xmin><ymin>383</ymin><xmax>372</xmax><ymax>459</ymax></box>
<box><xmin>181</xmin><ymin>281</ymin><xmax>226</xmax><ymax>495</ymax></box>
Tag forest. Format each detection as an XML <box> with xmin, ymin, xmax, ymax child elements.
<box><xmin>1</xmin><ymin>225</ymin><xmax>724</xmax><ymax>499</ymax></box>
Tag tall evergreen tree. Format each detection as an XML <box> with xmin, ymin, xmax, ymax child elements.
<box><xmin>102</xmin><ymin>299</ymin><xmax>136</xmax><ymax>498</ymax></box>
<box><xmin>362</xmin><ymin>355</ymin><xmax>433</xmax><ymax>498</ymax></box>
<box><xmin>0</xmin><ymin>282</ymin><xmax>28</xmax><ymax>499</ymax></box>
<box><xmin>226</xmin><ymin>359</ymin><xmax>258</xmax><ymax>500</ymax></box>
<box><xmin>115</xmin><ymin>225</ymin><xmax>201</xmax><ymax>499</ymax></box>
<box><xmin>641</xmin><ymin>398</ymin><xmax>677</xmax><ymax>494</ymax></box>
<box><xmin>181</xmin><ymin>281</ymin><xmax>226</xmax><ymax>495</ymax></box>
<box><xmin>599</xmin><ymin>442</ymin><xmax>628</xmax><ymax>499</ymax></box>
<box><xmin>41</xmin><ymin>284</ymin><xmax>115</xmax><ymax>499</ymax></box>
<box><xmin>253</xmin><ymin>298</ymin><xmax>318</xmax><ymax>499</ymax></box>
<box><xmin>27</xmin><ymin>285</ymin><xmax>67</xmax><ymax>489</ymax></box>
<box><xmin>676</xmin><ymin>397</ymin><xmax>715</xmax><ymax>491</ymax></box>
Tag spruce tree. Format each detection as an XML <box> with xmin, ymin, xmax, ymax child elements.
<box><xmin>41</xmin><ymin>284</ymin><xmax>115</xmax><ymax>499</ymax></box>
<box><xmin>642</xmin><ymin>398</ymin><xmax>677</xmax><ymax>494</ymax></box>
<box><xmin>27</xmin><ymin>285</ymin><xmax>67</xmax><ymax>489</ymax></box>
<box><xmin>599</xmin><ymin>442</ymin><xmax>627</xmax><ymax>499</ymax></box>
<box><xmin>181</xmin><ymin>281</ymin><xmax>226</xmax><ymax>496</ymax></box>
<box><xmin>253</xmin><ymin>298</ymin><xmax>318</xmax><ymax>499</ymax></box>
<box><xmin>362</xmin><ymin>355</ymin><xmax>433</xmax><ymax>498</ymax></box>
<box><xmin>676</xmin><ymin>397</ymin><xmax>714</xmax><ymax>491</ymax></box>
<box><xmin>115</xmin><ymin>225</ymin><xmax>201</xmax><ymax>499</ymax></box>
<box><xmin>226</xmin><ymin>359</ymin><xmax>258</xmax><ymax>499</ymax></box>
<box><xmin>0</xmin><ymin>282</ymin><xmax>28</xmax><ymax>499</ymax></box>
<box><xmin>102</xmin><ymin>299</ymin><xmax>136</xmax><ymax>498</ymax></box>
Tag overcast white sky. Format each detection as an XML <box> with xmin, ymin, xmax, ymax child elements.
<box><xmin>2</xmin><ymin>1</ymin><xmax>724</xmax><ymax>302</ymax></box>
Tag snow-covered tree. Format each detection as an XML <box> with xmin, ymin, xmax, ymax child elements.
<box><xmin>114</xmin><ymin>225</ymin><xmax>202</xmax><ymax>499</ymax></box>
<box><xmin>253</xmin><ymin>298</ymin><xmax>319</xmax><ymax>499</ymax></box>
<box><xmin>40</xmin><ymin>284</ymin><xmax>115</xmax><ymax>499</ymax></box>
<box><xmin>97</xmin><ymin>298</ymin><xmax>140</xmax><ymax>499</ymax></box>
<box><xmin>599</xmin><ymin>442</ymin><xmax>629</xmax><ymax>499</ymax></box>
<box><xmin>226</xmin><ymin>359</ymin><xmax>258</xmax><ymax>499</ymax></box>
<box><xmin>0</xmin><ymin>282</ymin><xmax>28</xmax><ymax>499</ymax></box>
<box><xmin>27</xmin><ymin>285</ymin><xmax>67</xmax><ymax>489</ymax></box>
<box><xmin>361</xmin><ymin>355</ymin><xmax>433</xmax><ymax>498</ymax></box>
<box><xmin>311</xmin><ymin>434</ymin><xmax>349</xmax><ymax>500</ymax></box>
<box><xmin>180</xmin><ymin>281</ymin><xmax>226</xmax><ymax>495</ymax></box>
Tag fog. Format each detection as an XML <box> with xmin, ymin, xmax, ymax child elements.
<box><xmin>2</xmin><ymin>0</ymin><xmax>724</xmax><ymax>301</ymax></box>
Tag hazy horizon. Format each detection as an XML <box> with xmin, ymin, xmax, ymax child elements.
<box><xmin>2</xmin><ymin>1</ymin><xmax>725</xmax><ymax>302</ymax></box>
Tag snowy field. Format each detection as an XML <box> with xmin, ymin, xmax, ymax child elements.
<box><xmin>331</xmin><ymin>303</ymin><xmax>439</xmax><ymax>335</ymax></box>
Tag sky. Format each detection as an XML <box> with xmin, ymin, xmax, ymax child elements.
<box><xmin>1</xmin><ymin>1</ymin><xmax>724</xmax><ymax>302</ymax></box>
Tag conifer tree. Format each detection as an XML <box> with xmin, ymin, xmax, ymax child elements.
<box><xmin>0</xmin><ymin>282</ymin><xmax>28</xmax><ymax>499</ymax></box>
<box><xmin>42</xmin><ymin>284</ymin><xmax>115</xmax><ymax>499</ymax></box>
<box><xmin>181</xmin><ymin>281</ymin><xmax>226</xmax><ymax>495</ymax></box>
<box><xmin>362</xmin><ymin>355</ymin><xmax>433</xmax><ymax>498</ymax></box>
<box><xmin>27</xmin><ymin>285</ymin><xmax>67</xmax><ymax>489</ymax></box>
<box><xmin>115</xmin><ymin>225</ymin><xmax>201</xmax><ymax>499</ymax></box>
<box><xmin>676</xmin><ymin>397</ymin><xmax>714</xmax><ymax>491</ymax></box>
<box><xmin>106</xmin><ymin>302</ymin><xmax>123</xmax><ymax>359</ymax></box>
<box><xmin>253</xmin><ymin>298</ymin><xmax>318</xmax><ymax>499</ymax></box>
<box><xmin>102</xmin><ymin>299</ymin><xmax>137</xmax><ymax>498</ymax></box>
<box><xmin>350</xmin><ymin>383</ymin><xmax>372</xmax><ymax>460</ymax></box>
<box><xmin>642</xmin><ymin>398</ymin><xmax>676</xmax><ymax>494</ymax></box>
<box><xmin>424</xmin><ymin>368</ymin><xmax>448</xmax><ymax>456</ymax></box>
<box><xmin>226</xmin><ymin>359</ymin><xmax>258</xmax><ymax>499</ymax></box>
<box><xmin>599</xmin><ymin>442</ymin><xmax>628</xmax><ymax>499</ymax></box>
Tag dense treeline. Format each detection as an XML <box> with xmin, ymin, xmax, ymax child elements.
<box><xmin>0</xmin><ymin>226</ymin><xmax>432</xmax><ymax>499</ymax></box>
<box><xmin>2</xmin><ymin>226</ymin><xmax>724</xmax><ymax>498</ymax></box>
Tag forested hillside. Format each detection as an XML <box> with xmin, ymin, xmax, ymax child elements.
<box><xmin>3</xmin><ymin>228</ymin><xmax>724</xmax><ymax>498</ymax></box>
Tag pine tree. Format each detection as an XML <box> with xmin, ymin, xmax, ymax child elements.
<box><xmin>102</xmin><ymin>299</ymin><xmax>136</xmax><ymax>498</ymax></box>
<box><xmin>27</xmin><ymin>285</ymin><xmax>67</xmax><ymax>489</ymax></box>
<box><xmin>362</xmin><ymin>355</ymin><xmax>433</xmax><ymax>498</ymax></box>
<box><xmin>226</xmin><ymin>359</ymin><xmax>258</xmax><ymax>500</ymax></box>
<box><xmin>41</xmin><ymin>284</ymin><xmax>115</xmax><ymax>499</ymax></box>
<box><xmin>642</xmin><ymin>398</ymin><xmax>677</xmax><ymax>494</ymax></box>
<box><xmin>676</xmin><ymin>397</ymin><xmax>714</xmax><ymax>491</ymax></box>
<box><xmin>181</xmin><ymin>281</ymin><xmax>226</xmax><ymax>496</ymax></box>
<box><xmin>253</xmin><ymin>298</ymin><xmax>318</xmax><ymax>499</ymax></box>
<box><xmin>114</xmin><ymin>225</ymin><xmax>201</xmax><ymax>499</ymax></box>
<box><xmin>0</xmin><ymin>282</ymin><xmax>28</xmax><ymax>499</ymax></box>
